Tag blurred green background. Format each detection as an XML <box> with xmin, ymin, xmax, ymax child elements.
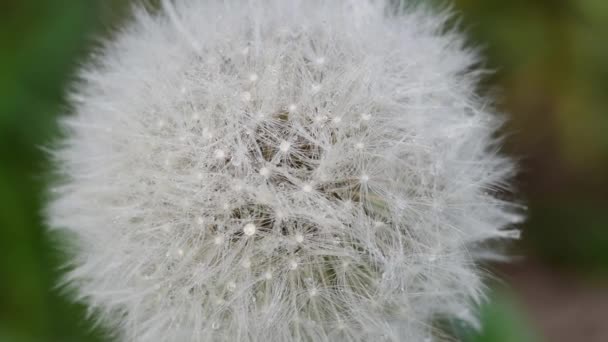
<box><xmin>1</xmin><ymin>0</ymin><xmax>607</xmax><ymax>341</ymax></box>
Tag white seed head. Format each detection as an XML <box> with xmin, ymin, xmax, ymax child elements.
<box><xmin>46</xmin><ymin>1</ymin><xmax>521</xmax><ymax>341</ymax></box>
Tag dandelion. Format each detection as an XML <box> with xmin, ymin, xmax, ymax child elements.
<box><xmin>46</xmin><ymin>0</ymin><xmax>522</xmax><ymax>341</ymax></box>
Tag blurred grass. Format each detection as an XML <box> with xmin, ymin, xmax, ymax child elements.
<box><xmin>457</xmin><ymin>291</ymin><xmax>537</xmax><ymax>342</ymax></box>
<box><xmin>1</xmin><ymin>0</ymin><xmax>608</xmax><ymax>341</ymax></box>
<box><xmin>453</xmin><ymin>0</ymin><xmax>608</xmax><ymax>274</ymax></box>
<box><xmin>0</xmin><ymin>1</ymin><xmax>127</xmax><ymax>340</ymax></box>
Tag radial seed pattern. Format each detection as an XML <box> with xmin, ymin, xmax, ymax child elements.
<box><xmin>47</xmin><ymin>1</ymin><xmax>521</xmax><ymax>341</ymax></box>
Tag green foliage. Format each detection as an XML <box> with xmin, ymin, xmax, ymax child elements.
<box><xmin>457</xmin><ymin>292</ymin><xmax>538</xmax><ymax>342</ymax></box>
<box><xmin>0</xmin><ymin>1</ymin><xmax>127</xmax><ymax>340</ymax></box>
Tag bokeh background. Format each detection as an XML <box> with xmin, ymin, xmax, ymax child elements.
<box><xmin>1</xmin><ymin>0</ymin><xmax>607</xmax><ymax>341</ymax></box>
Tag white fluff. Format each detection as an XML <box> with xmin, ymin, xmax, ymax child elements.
<box><xmin>47</xmin><ymin>1</ymin><xmax>522</xmax><ymax>341</ymax></box>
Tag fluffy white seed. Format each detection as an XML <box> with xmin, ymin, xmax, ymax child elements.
<box><xmin>301</xmin><ymin>184</ymin><xmax>313</xmax><ymax>193</ymax></box>
<box><xmin>259</xmin><ymin>167</ymin><xmax>270</xmax><ymax>177</ymax></box>
<box><xmin>47</xmin><ymin>1</ymin><xmax>521</xmax><ymax>341</ymax></box>
<box><xmin>289</xmin><ymin>260</ymin><xmax>299</xmax><ymax>271</ymax></box>
<box><xmin>214</xmin><ymin>149</ymin><xmax>226</xmax><ymax>159</ymax></box>
<box><xmin>243</xmin><ymin>223</ymin><xmax>256</xmax><ymax>236</ymax></box>
<box><xmin>241</xmin><ymin>91</ymin><xmax>252</xmax><ymax>102</ymax></box>
<box><xmin>311</xmin><ymin>83</ymin><xmax>322</xmax><ymax>93</ymax></box>
<box><xmin>226</xmin><ymin>281</ymin><xmax>237</xmax><ymax>291</ymax></box>
<box><xmin>294</xmin><ymin>233</ymin><xmax>304</xmax><ymax>243</ymax></box>
<box><xmin>279</xmin><ymin>141</ymin><xmax>291</xmax><ymax>153</ymax></box>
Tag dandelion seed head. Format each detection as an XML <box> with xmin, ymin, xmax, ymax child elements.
<box><xmin>46</xmin><ymin>1</ymin><xmax>521</xmax><ymax>341</ymax></box>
